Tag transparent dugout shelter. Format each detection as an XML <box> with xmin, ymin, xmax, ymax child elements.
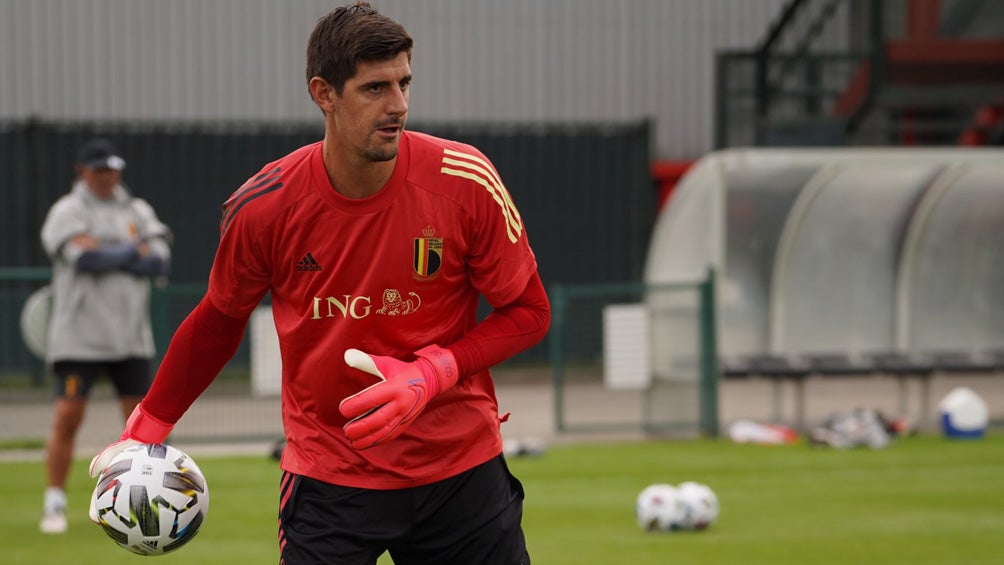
<box><xmin>644</xmin><ymin>148</ymin><xmax>1004</xmax><ymax>375</ymax></box>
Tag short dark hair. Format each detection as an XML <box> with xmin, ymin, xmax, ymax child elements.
<box><xmin>306</xmin><ymin>2</ymin><xmax>413</xmax><ymax>96</ymax></box>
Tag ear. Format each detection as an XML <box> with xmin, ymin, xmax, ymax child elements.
<box><xmin>308</xmin><ymin>77</ymin><xmax>338</xmax><ymax>114</ymax></box>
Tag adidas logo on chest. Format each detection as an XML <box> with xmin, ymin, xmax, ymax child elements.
<box><xmin>296</xmin><ymin>252</ymin><xmax>322</xmax><ymax>272</ymax></box>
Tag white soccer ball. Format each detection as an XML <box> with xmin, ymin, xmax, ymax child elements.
<box><xmin>676</xmin><ymin>481</ymin><xmax>719</xmax><ymax>530</ymax></box>
<box><xmin>92</xmin><ymin>443</ymin><xmax>209</xmax><ymax>556</ymax></box>
<box><xmin>939</xmin><ymin>386</ymin><xmax>988</xmax><ymax>439</ymax></box>
<box><xmin>635</xmin><ymin>484</ymin><xmax>686</xmax><ymax>532</ymax></box>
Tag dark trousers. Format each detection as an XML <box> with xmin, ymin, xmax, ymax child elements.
<box><xmin>278</xmin><ymin>454</ymin><xmax>530</xmax><ymax>565</ymax></box>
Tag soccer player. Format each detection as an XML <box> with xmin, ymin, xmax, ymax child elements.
<box><xmin>88</xmin><ymin>3</ymin><xmax>550</xmax><ymax>564</ymax></box>
<box><xmin>39</xmin><ymin>138</ymin><xmax>172</xmax><ymax>534</ymax></box>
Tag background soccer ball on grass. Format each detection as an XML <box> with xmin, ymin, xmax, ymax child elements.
<box><xmin>636</xmin><ymin>481</ymin><xmax>719</xmax><ymax>532</ymax></box>
<box><xmin>676</xmin><ymin>481</ymin><xmax>720</xmax><ymax>530</ymax></box>
<box><xmin>92</xmin><ymin>443</ymin><xmax>209</xmax><ymax>556</ymax></box>
<box><xmin>635</xmin><ymin>483</ymin><xmax>686</xmax><ymax>531</ymax></box>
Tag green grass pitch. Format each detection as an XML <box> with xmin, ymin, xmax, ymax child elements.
<box><xmin>2</xmin><ymin>433</ymin><xmax>1002</xmax><ymax>564</ymax></box>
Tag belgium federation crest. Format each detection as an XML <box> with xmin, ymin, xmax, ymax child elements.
<box><xmin>414</xmin><ymin>226</ymin><xmax>443</xmax><ymax>279</ymax></box>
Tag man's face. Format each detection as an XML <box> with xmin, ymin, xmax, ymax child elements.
<box><xmin>331</xmin><ymin>51</ymin><xmax>411</xmax><ymax>162</ymax></box>
<box><xmin>80</xmin><ymin>166</ymin><xmax>121</xmax><ymax>199</ymax></box>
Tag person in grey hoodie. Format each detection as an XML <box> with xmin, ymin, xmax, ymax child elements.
<box><xmin>38</xmin><ymin>138</ymin><xmax>172</xmax><ymax>534</ymax></box>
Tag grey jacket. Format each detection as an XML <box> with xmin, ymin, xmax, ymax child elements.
<box><xmin>40</xmin><ymin>181</ymin><xmax>172</xmax><ymax>363</ymax></box>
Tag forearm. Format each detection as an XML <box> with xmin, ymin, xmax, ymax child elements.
<box><xmin>339</xmin><ymin>274</ymin><xmax>549</xmax><ymax>449</ymax></box>
<box><xmin>448</xmin><ymin>273</ymin><xmax>551</xmax><ymax>378</ymax></box>
<box><xmin>123</xmin><ymin>254</ymin><xmax>169</xmax><ymax>277</ymax></box>
<box><xmin>75</xmin><ymin>243</ymin><xmax>139</xmax><ymax>272</ymax></box>
<box><xmin>141</xmin><ymin>295</ymin><xmax>249</xmax><ymax>424</ymax></box>
<box><xmin>125</xmin><ymin>237</ymin><xmax>172</xmax><ymax>277</ymax></box>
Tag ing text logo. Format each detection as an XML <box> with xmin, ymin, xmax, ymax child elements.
<box><xmin>310</xmin><ymin>289</ymin><xmax>423</xmax><ymax>320</ymax></box>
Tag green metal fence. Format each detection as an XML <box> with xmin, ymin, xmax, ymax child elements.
<box><xmin>549</xmin><ymin>270</ymin><xmax>719</xmax><ymax>437</ymax></box>
<box><xmin>0</xmin><ymin>268</ymin><xmax>273</xmax><ymax>446</ymax></box>
<box><xmin>0</xmin><ymin>268</ymin><xmax>234</xmax><ymax>382</ymax></box>
<box><xmin>0</xmin><ymin>267</ymin><xmax>52</xmax><ymax>384</ymax></box>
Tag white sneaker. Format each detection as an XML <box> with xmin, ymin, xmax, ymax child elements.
<box><xmin>39</xmin><ymin>509</ymin><xmax>67</xmax><ymax>534</ymax></box>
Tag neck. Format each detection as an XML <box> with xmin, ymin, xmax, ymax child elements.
<box><xmin>322</xmin><ymin>138</ymin><xmax>397</xmax><ymax>199</ymax></box>
<box><xmin>77</xmin><ymin>180</ymin><xmax>117</xmax><ymax>201</ymax></box>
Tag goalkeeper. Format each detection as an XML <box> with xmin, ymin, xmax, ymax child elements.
<box><xmin>89</xmin><ymin>3</ymin><xmax>550</xmax><ymax>564</ymax></box>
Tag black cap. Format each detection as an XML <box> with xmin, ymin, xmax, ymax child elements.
<box><xmin>77</xmin><ymin>138</ymin><xmax>126</xmax><ymax>171</ymax></box>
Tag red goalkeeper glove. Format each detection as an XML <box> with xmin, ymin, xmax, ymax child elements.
<box><xmin>87</xmin><ymin>404</ymin><xmax>174</xmax><ymax>522</ymax></box>
<box><xmin>339</xmin><ymin>345</ymin><xmax>459</xmax><ymax>450</ymax></box>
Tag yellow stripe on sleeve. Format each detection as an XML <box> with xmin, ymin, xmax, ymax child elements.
<box><xmin>440</xmin><ymin>149</ymin><xmax>523</xmax><ymax>243</ymax></box>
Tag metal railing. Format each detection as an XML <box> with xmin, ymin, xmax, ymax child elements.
<box><xmin>0</xmin><ymin>268</ymin><xmax>220</xmax><ymax>380</ymax></box>
<box><xmin>716</xmin><ymin>0</ymin><xmax>887</xmax><ymax>148</ymax></box>
<box><xmin>548</xmin><ymin>270</ymin><xmax>719</xmax><ymax>437</ymax></box>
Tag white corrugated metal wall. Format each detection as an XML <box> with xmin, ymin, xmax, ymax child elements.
<box><xmin>0</xmin><ymin>0</ymin><xmax>789</xmax><ymax>158</ymax></box>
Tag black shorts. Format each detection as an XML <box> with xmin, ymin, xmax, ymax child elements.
<box><xmin>52</xmin><ymin>358</ymin><xmax>152</xmax><ymax>399</ymax></box>
<box><xmin>278</xmin><ymin>454</ymin><xmax>530</xmax><ymax>565</ymax></box>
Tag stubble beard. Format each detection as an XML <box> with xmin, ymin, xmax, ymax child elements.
<box><xmin>362</xmin><ymin>117</ymin><xmax>405</xmax><ymax>162</ymax></box>
<box><xmin>361</xmin><ymin>144</ymin><xmax>398</xmax><ymax>162</ymax></box>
